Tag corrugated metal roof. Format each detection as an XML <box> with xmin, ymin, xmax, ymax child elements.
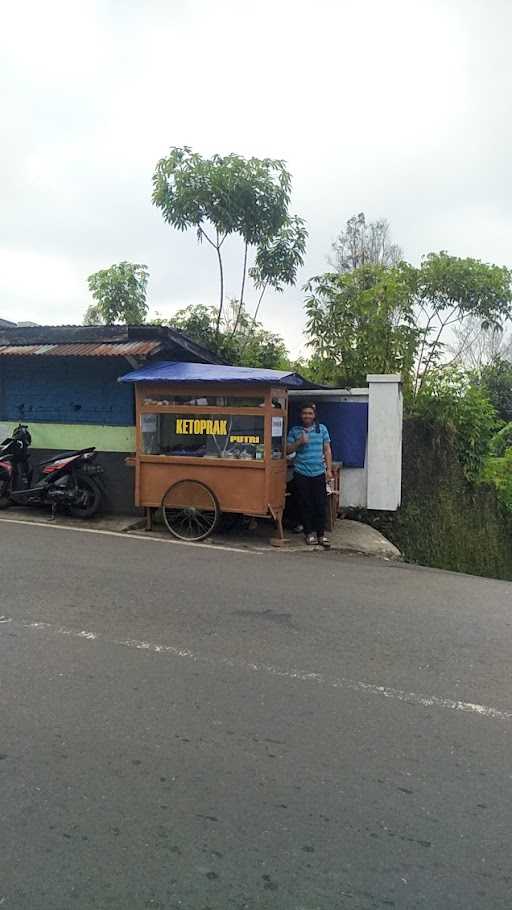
<box><xmin>0</xmin><ymin>341</ymin><xmax>162</xmax><ymax>357</ymax></box>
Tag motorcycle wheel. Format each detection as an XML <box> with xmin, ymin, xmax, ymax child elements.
<box><xmin>0</xmin><ymin>480</ymin><xmax>11</xmax><ymax>510</ymax></box>
<box><xmin>69</xmin><ymin>474</ymin><xmax>102</xmax><ymax>519</ymax></box>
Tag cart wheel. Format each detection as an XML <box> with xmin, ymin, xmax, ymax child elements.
<box><xmin>161</xmin><ymin>480</ymin><xmax>220</xmax><ymax>542</ymax></box>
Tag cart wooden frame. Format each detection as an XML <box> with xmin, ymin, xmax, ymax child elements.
<box><xmin>131</xmin><ymin>381</ymin><xmax>289</xmax><ymax>541</ymax></box>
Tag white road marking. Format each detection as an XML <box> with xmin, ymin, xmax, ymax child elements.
<box><xmin>13</xmin><ymin>619</ymin><xmax>512</xmax><ymax>723</ymax></box>
<box><xmin>0</xmin><ymin>516</ymin><xmax>266</xmax><ymax>555</ymax></box>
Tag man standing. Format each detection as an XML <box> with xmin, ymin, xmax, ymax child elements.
<box><xmin>286</xmin><ymin>403</ymin><xmax>333</xmax><ymax>548</ymax></box>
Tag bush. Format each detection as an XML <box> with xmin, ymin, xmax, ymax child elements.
<box><xmin>411</xmin><ymin>367</ymin><xmax>499</xmax><ymax>480</ymax></box>
<box><xmin>488</xmin><ymin>423</ymin><xmax>512</xmax><ymax>457</ymax></box>
<box><xmin>481</xmin><ymin>448</ymin><xmax>512</xmax><ymax>512</ymax></box>
<box><xmin>478</xmin><ymin>357</ymin><xmax>512</xmax><ymax>423</ymax></box>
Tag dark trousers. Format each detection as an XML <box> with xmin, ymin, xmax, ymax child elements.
<box><xmin>283</xmin><ymin>477</ymin><xmax>301</xmax><ymax>528</ymax></box>
<box><xmin>294</xmin><ymin>471</ymin><xmax>327</xmax><ymax>535</ymax></box>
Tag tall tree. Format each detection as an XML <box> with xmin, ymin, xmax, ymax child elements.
<box><xmin>304</xmin><ymin>253</ymin><xmax>512</xmax><ymax>391</ymax></box>
<box><xmin>330</xmin><ymin>212</ymin><xmax>402</xmax><ymax>272</ymax></box>
<box><xmin>152</xmin><ymin>147</ymin><xmax>306</xmax><ymax>345</ymax></box>
<box><xmin>84</xmin><ymin>262</ymin><xmax>149</xmax><ymax>325</ymax></box>
<box><xmin>414</xmin><ymin>253</ymin><xmax>512</xmax><ymax>391</ymax></box>
<box><xmin>304</xmin><ymin>263</ymin><xmax>419</xmax><ymax>387</ymax></box>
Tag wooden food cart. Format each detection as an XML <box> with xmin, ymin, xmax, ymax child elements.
<box><xmin>120</xmin><ymin>362</ymin><xmax>317</xmax><ymax>542</ymax></box>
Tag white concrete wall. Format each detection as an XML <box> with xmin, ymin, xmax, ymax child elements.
<box><xmin>289</xmin><ymin>374</ymin><xmax>403</xmax><ymax>511</ymax></box>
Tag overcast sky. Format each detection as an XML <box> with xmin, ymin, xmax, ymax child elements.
<box><xmin>2</xmin><ymin>0</ymin><xmax>510</xmax><ymax>353</ymax></box>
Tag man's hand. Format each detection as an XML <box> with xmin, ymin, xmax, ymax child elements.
<box><xmin>326</xmin><ymin>470</ymin><xmax>333</xmax><ymax>482</ymax></box>
<box><xmin>297</xmin><ymin>432</ymin><xmax>309</xmax><ymax>446</ymax></box>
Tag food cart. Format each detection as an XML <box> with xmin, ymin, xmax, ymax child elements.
<box><xmin>120</xmin><ymin>362</ymin><xmax>319</xmax><ymax>542</ymax></box>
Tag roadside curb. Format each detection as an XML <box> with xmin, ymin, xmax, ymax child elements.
<box><xmin>0</xmin><ymin>511</ymin><xmax>401</xmax><ymax>561</ymax></box>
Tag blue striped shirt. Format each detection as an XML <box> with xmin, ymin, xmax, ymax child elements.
<box><xmin>287</xmin><ymin>423</ymin><xmax>330</xmax><ymax>477</ymax></box>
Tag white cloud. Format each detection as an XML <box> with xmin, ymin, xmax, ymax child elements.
<box><xmin>1</xmin><ymin>0</ymin><xmax>511</xmax><ymax>351</ymax></box>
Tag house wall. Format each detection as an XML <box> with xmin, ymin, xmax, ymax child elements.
<box><xmin>0</xmin><ymin>356</ymin><xmax>134</xmax><ymax>426</ymax></box>
<box><xmin>0</xmin><ymin>356</ymin><xmax>138</xmax><ymax>513</ymax></box>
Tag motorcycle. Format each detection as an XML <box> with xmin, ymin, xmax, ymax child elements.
<box><xmin>0</xmin><ymin>424</ymin><xmax>104</xmax><ymax>519</ymax></box>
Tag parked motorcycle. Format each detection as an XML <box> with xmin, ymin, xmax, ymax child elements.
<box><xmin>0</xmin><ymin>424</ymin><xmax>104</xmax><ymax>519</ymax></box>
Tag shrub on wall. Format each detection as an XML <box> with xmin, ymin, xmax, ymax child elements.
<box><xmin>481</xmin><ymin>448</ymin><xmax>512</xmax><ymax>513</ymax></box>
<box><xmin>354</xmin><ymin>418</ymin><xmax>512</xmax><ymax>581</ymax></box>
<box><xmin>409</xmin><ymin>367</ymin><xmax>500</xmax><ymax>481</ymax></box>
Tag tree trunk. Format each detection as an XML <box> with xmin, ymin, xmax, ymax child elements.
<box><xmin>214</xmin><ymin>237</ymin><xmax>225</xmax><ymax>347</ymax></box>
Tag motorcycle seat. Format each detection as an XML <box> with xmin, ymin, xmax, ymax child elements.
<box><xmin>37</xmin><ymin>447</ymin><xmax>96</xmax><ymax>466</ymax></box>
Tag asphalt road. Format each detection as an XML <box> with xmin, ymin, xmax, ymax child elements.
<box><xmin>1</xmin><ymin>519</ymin><xmax>511</xmax><ymax>910</ymax></box>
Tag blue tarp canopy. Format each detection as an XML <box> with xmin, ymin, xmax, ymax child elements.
<box><xmin>119</xmin><ymin>361</ymin><xmax>323</xmax><ymax>388</ymax></box>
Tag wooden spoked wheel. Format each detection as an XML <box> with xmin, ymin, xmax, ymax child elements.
<box><xmin>161</xmin><ymin>480</ymin><xmax>220</xmax><ymax>542</ymax></box>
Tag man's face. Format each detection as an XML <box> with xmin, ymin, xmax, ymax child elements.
<box><xmin>301</xmin><ymin>408</ymin><xmax>315</xmax><ymax>427</ymax></box>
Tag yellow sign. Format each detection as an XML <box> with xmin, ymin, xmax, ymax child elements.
<box><xmin>176</xmin><ymin>418</ymin><xmax>228</xmax><ymax>435</ymax></box>
<box><xmin>229</xmin><ymin>435</ymin><xmax>260</xmax><ymax>444</ymax></box>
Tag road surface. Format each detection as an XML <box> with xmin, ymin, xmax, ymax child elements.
<box><xmin>1</xmin><ymin>519</ymin><xmax>511</xmax><ymax>909</ymax></box>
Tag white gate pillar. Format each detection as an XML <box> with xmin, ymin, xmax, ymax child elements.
<box><xmin>366</xmin><ymin>374</ymin><xmax>403</xmax><ymax>510</ymax></box>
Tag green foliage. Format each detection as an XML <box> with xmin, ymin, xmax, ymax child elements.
<box><xmin>85</xmin><ymin>262</ymin><xmax>149</xmax><ymax>325</ymax></box>
<box><xmin>418</xmin><ymin>252</ymin><xmax>512</xmax><ymax>328</ymax></box>
<box><xmin>352</xmin><ymin>419</ymin><xmax>512</xmax><ymax>581</ymax></box>
<box><xmin>152</xmin><ymin>147</ymin><xmax>306</xmax><ymax>343</ymax></box>
<box><xmin>158</xmin><ymin>302</ymin><xmax>290</xmax><ymax>370</ymax></box>
<box><xmin>477</xmin><ymin>357</ymin><xmax>512</xmax><ymax>423</ymax></box>
<box><xmin>488</xmin><ymin>422</ymin><xmax>512</xmax><ymax>457</ymax></box>
<box><xmin>304</xmin><ymin>242</ymin><xmax>512</xmax><ymax>393</ymax></box>
<box><xmin>250</xmin><ymin>215</ymin><xmax>308</xmax><ymax>294</ymax></box>
<box><xmin>236</xmin><ymin>326</ymin><xmax>289</xmax><ymax>370</ymax></box>
<box><xmin>304</xmin><ymin>264</ymin><xmax>419</xmax><ymax>387</ymax></box>
<box><xmin>481</xmin><ymin>420</ymin><xmax>512</xmax><ymax>514</ymax></box>
<box><xmin>161</xmin><ymin>304</ymin><xmax>218</xmax><ymax>351</ymax></box>
<box><xmin>415</xmin><ymin>253</ymin><xmax>512</xmax><ymax>389</ymax></box>
<box><xmin>481</xmin><ymin>448</ymin><xmax>512</xmax><ymax>512</ymax></box>
<box><xmin>152</xmin><ymin>148</ymin><xmax>292</xmax><ymax>242</ymax></box>
<box><xmin>411</xmin><ymin>367</ymin><xmax>499</xmax><ymax>480</ymax></box>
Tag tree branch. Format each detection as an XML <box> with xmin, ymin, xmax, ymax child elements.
<box><xmin>230</xmin><ymin>241</ymin><xmax>249</xmax><ymax>338</ymax></box>
<box><xmin>198</xmin><ymin>226</ymin><xmax>217</xmax><ymax>249</ymax></box>
<box><xmin>239</xmin><ymin>283</ymin><xmax>269</xmax><ymax>356</ymax></box>
<box><xmin>414</xmin><ymin>305</ymin><xmax>437</xmax><ymax>393</ymax></box>
<box><xmin>252</xmin><ymin>282</ymin><xmax>268</xmax><ymax>324</ymax></box>
<box><xmin>417</xmin><ymin>304</ymin><xmax>460</xmax><ymax>390</ymax></box>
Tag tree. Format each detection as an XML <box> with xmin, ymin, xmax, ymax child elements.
<box><xmin>330</xmin><ymin>212</ymin><xmax>402</xmax><ymax>272</ymax></box>
<box><xmin>84</xmin><ymin>262</ymin><xmax>149</xmax><ymax>325</ymax></box>
<box><xmin>162</xmin><ymin>304</ymin><xmax>218</xmax><ymax>351</ymax></box>
<box><xmin>477</xmin><ymin>357</ymin><xmax>512</xmax><ymax>424</ymax></box>
<box><xmin>304</xmin><ymin>252</ymin><xmax>512</xmax><ymax>392</ymax></box>
<box><xmin>304</xmin><ymin>263</ymin><xmax>419</xmax><ymax>387</ymax></box>
<box><xmin>449</xmin><ymin>316</ymin><xmax>509</xmax><ymax>370</ymax></box>
<box><xmin>411</xmin><ymin>367</ymin><xmax>499</xmax><ymax>481</ymax></box>
<box><xmin>414</xmin><ymin>252</ymin><xmax>512</xmax><ymax>391</ymax></box>
<box><xmin>158</xmin><ymin>302</ymin><xmax>289</xmax><ymax>370</ymax></box>
<box><xmin>152</xmin><ymin>147</ymin><xmax>306</xmax><ymax>344</ymax></box>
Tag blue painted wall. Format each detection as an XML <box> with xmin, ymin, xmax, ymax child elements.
<box><xmin>289</xmin><ymin>400</ymin><xmax>368</xmax><ymax>468</ymax></box>
<box><xmin>0</xmin><ymin>357</ymin><xmax>135</xmax><ymax>426</ymax></box>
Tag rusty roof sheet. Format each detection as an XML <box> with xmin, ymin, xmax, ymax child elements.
<box><xmin>0</xmin><ymin>341</ymin><xmax>162</xmax><ymax>357</ymax></box>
